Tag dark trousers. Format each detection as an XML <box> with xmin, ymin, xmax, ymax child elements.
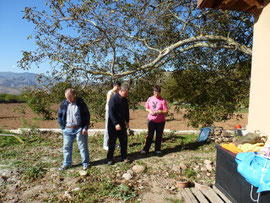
<box><xmin>143</xmin><ymin>120</ymin><xmax>165</xmax><ymax>152</ymax></box>
<box><xmin>107</xmin><ymin>128</ymin><xmax>127</xmax><ymax>161</ymax></box>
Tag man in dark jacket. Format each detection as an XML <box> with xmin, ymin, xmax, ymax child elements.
<box><xmin>107</xmin><ymin>85</ymin><xmax>129</xmax><ymax>165</ymax></box>
<box><xmin>58</xmin><ymin>88</ymin><xmax>90</xmax><ymax>170</ymax></box>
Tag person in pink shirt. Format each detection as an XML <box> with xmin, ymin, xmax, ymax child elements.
<box><xmin>141</xmin><ymin>85</ymin><xmax>168</xmax><ymax>154</ymax></box>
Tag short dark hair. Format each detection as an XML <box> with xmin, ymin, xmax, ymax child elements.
<box><xmin>113</xmin><ymin>81</ymin><xmax>121</xmax><ymax>86</ymax></box>
<box><xmin>153</xmin><ymin>85</ymin><xmax>161</xmax><ymax>93</ymax></box>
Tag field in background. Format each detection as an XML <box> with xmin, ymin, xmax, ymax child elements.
<box><xmin>0</xmin><ymin>103</ymin><xmax>248</xmax><ymax>130</ymax></box>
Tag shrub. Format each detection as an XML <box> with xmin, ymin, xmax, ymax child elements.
<box><xmin>22</xmin><ymin>88</ymin><xmax>54</xmax><ymax>120</ymax></box>
<box><xmin>0</xmin><ymin>94</ymin><xmax>25</xmax><ymax>103</ymax></box>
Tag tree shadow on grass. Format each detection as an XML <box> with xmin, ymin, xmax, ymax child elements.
<box><xmin>162</xmin><ymin>140</ymin><xmax>212</xmax><ymax>155</ymax></box>
<box><xmin>89</xmin><ymin>139</ymin><xmax>212</xmax><ymax>167</ymax></box>
<box><xmin>127</xmin><ymin>140</ymin><xmax>212</xmax><ymax>162</ymax></box>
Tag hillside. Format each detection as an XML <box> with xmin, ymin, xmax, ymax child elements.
<box><xmin>0</xmin><ymin>72</ymin><xmax>37</xmax><ymax>94</ymax></box>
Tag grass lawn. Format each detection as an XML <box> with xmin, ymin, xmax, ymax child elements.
<box><xmin>0</xmin><ymin>129</ymin><xmax>218</xmax><ymax>202</ymax></box>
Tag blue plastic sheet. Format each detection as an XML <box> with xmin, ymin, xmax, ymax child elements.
<box><xmin>236</xmin><ymin>152</ymin><xmax>270</xmax><ymax>193</ymax></box>
<box><xmin>197</xmin><ymin>127</ymin><xmax>211</xmax><ymax>142</ymax></box>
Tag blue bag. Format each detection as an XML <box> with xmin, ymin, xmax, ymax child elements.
<box><xmin>236</xmin><ymin>152</ymin><xmax>270</xmax><ymax>193</ymax></box>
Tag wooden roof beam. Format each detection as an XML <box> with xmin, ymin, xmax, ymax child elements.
<box><xmin>197</xmin><ymin>0</ymin><xmax>223</xmax><ymax>9</ymax></box>
<box><xmin>244</xmin><ymin>0</ymin><xmax>264</xmax><ymax>8</ymax></box>
<box><xmin>197</xmin><ymin>0</ymin><xmax>264</xmax><ymax>13</ymax></box>
<box><xmin>222</xmin><ymin>0</ymin><xmax>240</xmax><ymax>7</ymax></box>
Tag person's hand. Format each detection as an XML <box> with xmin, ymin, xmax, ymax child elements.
<box><xmin>150</xmin><ymin>110</ymin><xmax>155</xmax><ymax>115</ymax></box>
<box><xmin>126</xmin><ymin>122</ymin><xmax>129</xmax><ymax>128</ymax></box>
<box><xmin>115</xmin><ymin>124</ymin><xmax>121</xmax><ymax>131</ymax></box>
<box><xmin>82</xmin><ymin>129</ymin><xmax>88</xmax><ymax>135</ymax></box>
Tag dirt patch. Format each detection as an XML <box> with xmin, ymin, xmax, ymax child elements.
<box><xmin>0</xmin><ymin>103</ymin><xmax>247</xmax><ymax>130</ymax></box>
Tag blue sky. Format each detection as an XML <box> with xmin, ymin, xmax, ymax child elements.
<box><xmin>0</xmin><ymin>0</ymin><xmax>49</xmax><ymax>74</ymax></box>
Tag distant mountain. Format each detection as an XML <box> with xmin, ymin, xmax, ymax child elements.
<box><xmin>0</xmin><ymin>72</ymin><xmax>38</xmax><ymax>95</ymax></box>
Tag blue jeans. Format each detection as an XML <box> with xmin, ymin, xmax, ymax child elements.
<box><xmin>62</xmin><ymin>127</ymin><xmax>89</xmax><ymax>167</ymax></box>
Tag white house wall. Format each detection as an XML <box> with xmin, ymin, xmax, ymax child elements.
<box><xmin>248</xmin><ymin>0</ymin><xmax>270</xmax><ymax>141</ymax></box>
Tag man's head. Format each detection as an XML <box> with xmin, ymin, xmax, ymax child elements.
<box><xmin>65</xmin><ymin>88</ymin><xmax>76</xmax><ymax>103</ymax></box>
<box><xmin>153</xmin><ymin>85</ymin><xmax>161</xmax><ymax>98</ymax></box>
<box><xmin>112</xmin><ymin>81</ymin><xmax>121</xmax><ymax>92</ymax></box>
<box><xmin>119</xmin><ymin>84</ymin><xmax>129</xmax><ymax>98</ymax></box>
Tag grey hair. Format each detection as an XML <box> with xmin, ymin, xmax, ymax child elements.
<box><xmin>120</xmin><ymin>84</ymin><xmax>129</xmax><ymax>92</ymax></box>
<box><xmin>65</xmin><ymin>88</ymin><xmax>76</xmax><ymax>95</ymax></box>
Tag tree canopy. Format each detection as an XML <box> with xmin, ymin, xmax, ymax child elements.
<box><xmin>19</xmin><ymin>0</ymin><xmax>254</xmax><ymax>127</ymax></box>
<box><xmin>19</xmin><ymin>0</ymin><xmax>252</xmax><ymax>81</ymax></box>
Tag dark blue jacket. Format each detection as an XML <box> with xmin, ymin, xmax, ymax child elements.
<box><xmin>108</xmin><ymin>92</ymin><xmax>129</xmax><ymax>130</ymax></box>
<box><xmin>57</xmin><ymin>98</ymin><xmax>90</xmax><ymax>130</ymax></box>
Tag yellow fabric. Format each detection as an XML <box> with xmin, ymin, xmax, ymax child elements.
<box><xmin>220</xmin><ymin>143</ymin><xmax>243</xmax><ymax>154</ymax></box>
<box><xmin>238</xmin><ymin>143</ymin><xmax>264</xmax><ymax>152</ymax></box>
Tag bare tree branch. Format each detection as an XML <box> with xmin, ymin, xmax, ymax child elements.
<box><xmin>111</xmin><ymin>35</ymin><xmax>252</xmax><ymax>77</ymax></box>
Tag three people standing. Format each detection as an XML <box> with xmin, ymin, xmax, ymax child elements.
<box><xmin>57</xmin><ymin>84</ymin><xmax>167</xmax><ymax>169</ymax></box>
